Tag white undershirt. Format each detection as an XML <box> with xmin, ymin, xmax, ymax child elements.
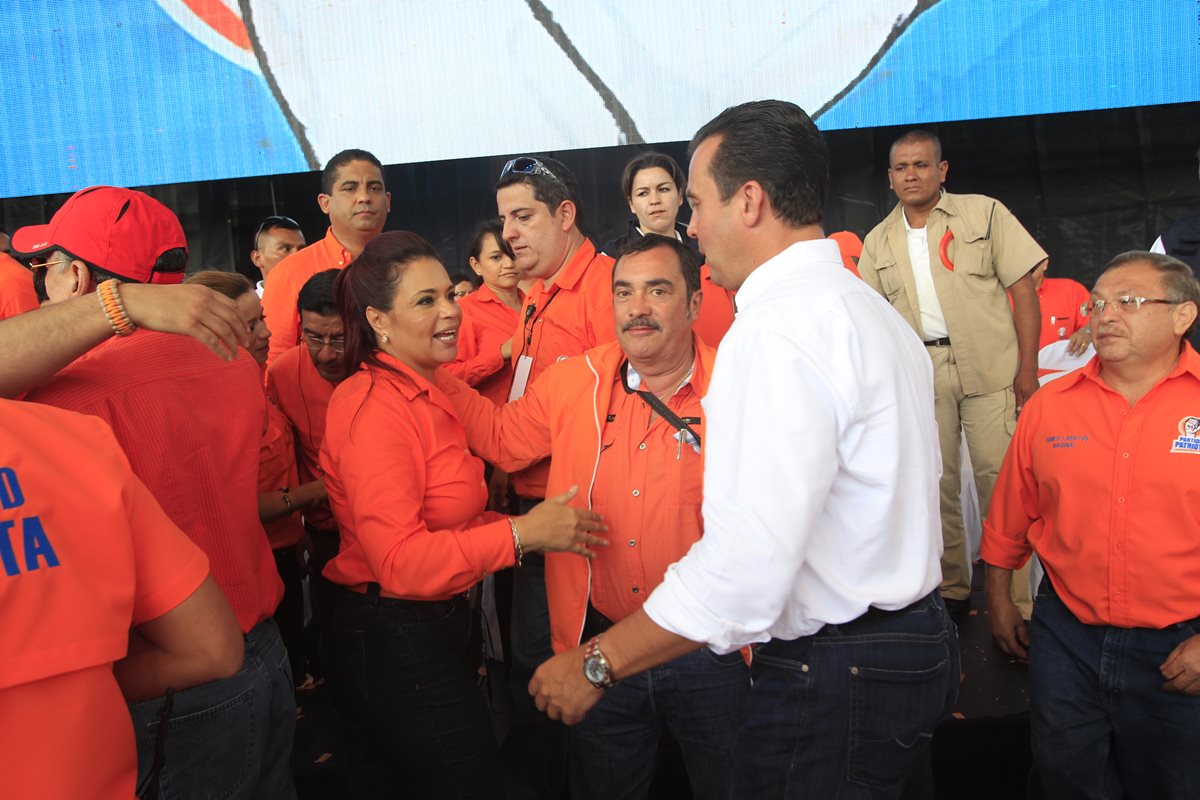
<box><xmin>903</xmin><ymin>211</ymin><xmax>949</xmax><ymax>340</ymax></box>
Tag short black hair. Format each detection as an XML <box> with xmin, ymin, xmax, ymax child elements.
<box><xmin>321</xmin><ymin>149</ymin><xmax>384</xmax><ymax>196</ymax></box>
<box><xmin>889</xmin><ymin>129</ymin><xmax>943</xmax><ymax>165</ymax></box>
<box><xmin>614</xmin><ymin>234</ymin><xmax>702</xmax><ymax>298</ymax></box>
<box><xmin>496</xmin><ymin>155</ymin><xmax>585</xmax><ymax>229</ymax></box>
<box><xmin>297</xmin><ymin>268</ymin><xmax>340</xmax><ymax>317</ymax></box>
<box><xmin>253</xmin><ymin>215</ymin><xmax>302</xmax><ymax>251</ymax></box>
<box><xmin>689</xmin><ymin>100</ymin><xmax>828</xmax><ymax>228</ymax></box>
<box><xmin>467</xmin><ymin>220</ymin><xmax>513</xmax><ymax>263</ymax></box>
<box><xmin>620</xmin><ymin>152</ymin><xmax>687</xmax><ymax>200</ymax></box>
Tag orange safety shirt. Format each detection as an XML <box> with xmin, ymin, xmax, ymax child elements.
<box><xmin>0</xmin><ymin>253</ymin><xmax>38</xmax><ymax>320</ymax></box>
<box><xmin>320</xmin><ymin>352</ymin><xmax>516</xmax><ymax>600</ymax></box>
<box><xmin>262</xmin><ymin>228</ymin><xmax>353</xmax><ymax>365</ymax></box>
<box><xmin>981</xmin><ymin>345</ymin><xmax>1200</xmax><ymax>629</ymax></box>
<box><xmin>266</xmin><ymin>344</ymin><xmax>339</xmax><ymax>530</ymax></box>
<box><xmin>0</xmin><ymin>400</ymin><xmax>210</xmax><ymax>800</ymax></box>
<box><xmin>438</xmin><ymin>333</ymin><xmax>715</xmax><ymax>654</ymax></box>
<box><xmin>693</xmin><ymin>264</ymin><xmax>735</xmax><ymax>348</ymax></box>
<box><xmin>259</xmin><ymin>394</ymin><xmax>305</xmax><ymax>549</ymax></box>
<box><xmin>510</xmin><ymin>239</ymin><xmax>617</xmax><ymax>499</ymax></box>
<box><xmin>26</xmin><ymin>331</ymin><xmax>282</xmax><ymax>633</ymax></box>
<box><xmin>446</xmin><ymin>284</ymin><xmax>521</xmax><ymax>407</ymax></box>
<box><xmin>1036</xmin><ymin>276</ymin><xmax>1090</xmax><ymax>350</ymax></box>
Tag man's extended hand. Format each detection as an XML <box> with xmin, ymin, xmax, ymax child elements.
<box><xmin>529</xmin><ymin>646</ymin><xmax>604</xmax><ymax>726</ymax></box>
<box><xmin>121</xmin><ymin>284</ymin><xmax>250</xmax><ymax>361</ymax></box>
<box><xmin>1161</xmin><ymin>634</ymin><xmax>1200</xmax><ymax>695</ymax></box>
<box><xmin>987</xmin><ymin>594</ymin><xmax>1030</xmax><ymax>662</ymax></box>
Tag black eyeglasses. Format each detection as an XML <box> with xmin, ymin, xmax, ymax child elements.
<box><xmin>500</xmin><ymin>157</ymin><xmax>566</xmax><ymax>191</ymax></box>
<box><xmin>253</xmin><ymin>215</ymin><xmax>300</xmax><ymax>249</ymax></box>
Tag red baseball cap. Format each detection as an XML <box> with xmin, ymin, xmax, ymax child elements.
<box><xmin>11</xmin><ymin>186</ymin><xmax>187</xmax><ymax>284</ymax></box>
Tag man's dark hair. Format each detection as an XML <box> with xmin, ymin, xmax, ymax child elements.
<box><xmin>496</xmin><ymin>155</ymin><xmax>585</xmax><ymax>229</ymax></box>
<box><xmin>620</xmin><ymin>152</ymin><xmax>687</xmax><ymax>200</ymax></box>
<box><xmin>321</xmin><ymin>149</ymin><xmax>384</xmax><ymax>195</ymax></box>
<box><xmin>688</xmin><ymin>100</ymin><xmax>828</xmax><ymax>228</ymax></box>
<box><xmin>889</xmin><ymin>129</ymin><xmax>943</xmax><ymax>165</ymax></box>
<box><xmin>614</xmin><ymin>234</ymin><xmax>702</xmax><ymax>298</ymax></box>
<box><xmin>253</xmin><ymin>215</ymin><xmax>302</xmax><ymax>251</ymax></box>
<box><xmin>1101</xmin><ymin>251</ymin><xmax>1200</xmax><ymax>337</ymax></box>
<box><xmin>297</xmin><ymin>268</ymin><xmax>340</xmax><ymax>317</ymax></box>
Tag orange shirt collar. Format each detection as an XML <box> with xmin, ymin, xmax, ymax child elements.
<box><xmin>550</xmin><ymin>238</ymin><xmax>599</xmax><ymax>292</ymax></box>
<box><xmin>600</xmin><ymin>330</ymin><xmax>715</xmax><ymax>395</ymax></box>
<box><xmin>318</xmin><ymin>227</ymin><xmax>354</xmax><ymax>268</ymax></box>
<box><xmin>1073</xmin><ymin>341</ymin><xmax>1200</xmax><ymax>392</ymax></box>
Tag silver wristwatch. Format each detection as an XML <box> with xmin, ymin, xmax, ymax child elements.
<box><xmin>582</xmin><ymin>636</ymin><xmax>614</xmax><ymax>689</ymax></box>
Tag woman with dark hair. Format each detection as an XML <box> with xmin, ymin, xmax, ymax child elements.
<box><xmin>599</xmin><ymin>151</ymin><xmax>698</xmax><ymax>258</ymax></box>
<box><xmin>184</xmin><ymin>269</ymin><xmax>328</xmax><ymax>682</ymax></box>
<box><xmin>320</xmin><ymin>231</ymin><xmax>607</xmax><ymax>798</ymax></box>
<box><xmin>446</xmin><ymin>220</ymin><xmax>524</xmax><ymax>407</ymax></box>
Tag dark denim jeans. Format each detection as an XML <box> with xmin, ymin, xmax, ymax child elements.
<box><xmin>323</xmin><ymin>588</ymin><xmax>503</xmax><ymax>799</ymax></box>
<box><xmin>732</xmin><ymin>591</ymin><xmax>958</xmax><ymax>799</ymax></box>
<box><xmin>569</xmin><ymin>645</ymin><xmax>749</xmax><ymax>800</ymax></box>
<box><xmin>1029</xmin><ymin>580</ymin><xmax>1200</xmax><ymax>800</ymax></box>
<box><xmin>129</xmin><ymin>617</ymin><xmax>297</xmax><ymax>800</ymax></box>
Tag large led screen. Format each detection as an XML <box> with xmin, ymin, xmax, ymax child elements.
<box><xmin>2</xmin><ymin>0</ymin><xmax>1196</xmax><ymax>199</ymax></box>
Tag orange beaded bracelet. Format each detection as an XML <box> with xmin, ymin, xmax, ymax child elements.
<box><xmin>97</xmin><ymin>279</ymin><xmax>136</xmax><ymax>337</ymax></box>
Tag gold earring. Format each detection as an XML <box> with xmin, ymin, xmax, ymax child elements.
<box><xmin>381</xmin><ymin>333</ymin><xmax>390</xmax><ymax>344</ymax></box>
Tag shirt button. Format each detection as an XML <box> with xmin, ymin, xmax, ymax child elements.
<box><xmin>632</xmin><ymin>489</ymin><xmax>640</xmax><ymax>497</ymax></box>
<box><xmin>1117</xmin><ymin>497</ymin><xmax>1125</xmax><ymax>503</ymax></box>
<box><xmin>638</xmin><ymin>443</ymin><xmax>647</xmax><ymax>450</ymax></box>
<box><xmin>632</xmin><ymin>587</ymin><xmax>639</xmax><ymax>594</ymax></box>
<box><xmin>1122</xmin><ymin>452</ymin><xmax>1129</xmax><ymax>459</ymax></box>
<box><xmin>464</xmin><ymin>448</ymin><xmax>470</xmax><ymax>455</ymax></box>
<box><xmin>628</xmin><ymin>539</ymin><xmax>637</xmax><ymax>547</ymax></box>
<box><xmin>480</xmin><ymin>481</ymin><xmax>487</xmax><ymax>487</ymax></box>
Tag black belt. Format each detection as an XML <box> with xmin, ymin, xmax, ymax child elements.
<box><xmin>923</xmin><ymin>337</ymin><xmax>952</xmax><ymax>347</ymax></box>
<box><xmin>339</xmin><ymin>582</ymin><xmax>469</xmax><ymax>609</ymax></box>
<box><xmin>839</xmin><ymin>593</ymin><xmax>933</xmax><ymax>630</ymax></box>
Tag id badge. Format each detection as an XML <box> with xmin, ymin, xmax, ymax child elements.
<box><xmin>509</xmin><ymin>354</ymin><xmax>534</xmax><ymax>401</ymax></box>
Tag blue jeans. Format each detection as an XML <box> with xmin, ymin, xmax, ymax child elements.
<box><xmin>569</xmin><ymin>646</ymin><xmax>749</xmax><ymax>800</ymax></box>
<box><xmin>323</xmin><ymin>588</ymin><xmax>502</xmax><ymax>799</ymax></box>
<box><xmin>732</xmin><ymin>592</ymin><xmax>958</xmax><ymax>799</ymax></box>
<box><xmin>1029</xmin><ymin>580</ymin><xmax>1200</xmax><ymax>800</ymax></box>
<box><xmin>129</xmin><ymin>617</ymin><xmax>297</xmax><ymax>800</ymax></box>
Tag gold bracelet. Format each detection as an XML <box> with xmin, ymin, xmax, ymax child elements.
<box><xmin>508</xmin><ymin>517</ymin><xmax>524</xmax><ymax>567</ymax></box>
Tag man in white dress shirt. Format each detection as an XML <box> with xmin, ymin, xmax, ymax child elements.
<box><xmin>530</xmin><ymin>100</ymin><xmax>958</xmax><ymax>798</ymax></box>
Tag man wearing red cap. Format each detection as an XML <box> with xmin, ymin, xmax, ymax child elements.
<box><xmin>14</xmin><ymin>186</ymin><xmax>297</xmax><ymax>799</ymax></box>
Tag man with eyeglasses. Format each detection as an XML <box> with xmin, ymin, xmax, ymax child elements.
<box><xmin>13</xmin><ymin>186</ymin><xmax>297</xmax><ymax>799</ymax></box>
<box><xmin>858</xmin><ymin>129</ymin><xmax>1046</xmax><ymax>624</ymax></box>
<box><xmin>982</xmin><ymin>251</ymin><xmax>1200</xmax><ymax>799</ymax></box>
<box><xmin>262</xmin><ymin>148</ymin><xmax>390</xmax><ymax>364</ymax></box>
<box><xmin>267</xmin><ymin>268</ymin><xmax>347</xmax><ymax>682</ymax></box>
<box><xmin>495</xmin><ymin>153</ymin><xmax>618</xmax><ymax>796</ymax></box>
<box><xmin>250</xmin><ymin>215</ymin><xmax>306</xmax><ymax>297</ymax></box>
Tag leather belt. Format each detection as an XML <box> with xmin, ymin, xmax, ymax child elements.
<box><xmin>923</xmin><ymin>337</ymin><xmax>952</xmax><ymax>347</ymax></box>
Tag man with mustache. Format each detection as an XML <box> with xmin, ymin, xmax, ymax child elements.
<box><xmin>262</xmin><ymin>148</ymin><xmax>391</xmax><ymax>364</ymax></box>
<box><xmin>983</xmin><ymin>251</ymin><xmax>1200</xmax><ymax>799</ymax></box>
<box><xmin>437</xmin><ymin>234</ymin><xmax>747</xmax><ymax>799</ymax></box>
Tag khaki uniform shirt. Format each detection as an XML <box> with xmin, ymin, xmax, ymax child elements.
<box><xmin>859</xmin><ymin>192</ymin><xmax>1046</xmax><ymax>396</ymax></box>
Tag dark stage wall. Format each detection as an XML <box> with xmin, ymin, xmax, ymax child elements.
<box><xmin>3</xmin><ymin>101</ymin><xmax>1197</xmax><ymax>293</ymax></box>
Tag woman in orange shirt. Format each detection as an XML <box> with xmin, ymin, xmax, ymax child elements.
<box><xmin>320</xmin><ymin>231</ymin><xmax>606</xmax><ymax>798</ymax></box>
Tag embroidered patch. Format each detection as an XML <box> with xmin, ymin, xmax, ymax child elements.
<box><xmin>1170</xmin><ymin>416</ymin><xmax>1200</xmax><ymax>454</ymax></box>
<box><xmin>1043</xmin><ymin>434</ymin><xmax>1088</xmax><ymax>450</ymax></box>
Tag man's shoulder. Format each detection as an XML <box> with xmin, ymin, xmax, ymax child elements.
<box><xmin>267</xmin><ymin>234</ymin><xmax>339</xmax><ymax>287</ymax></box>
<box><xmin>267</xmin><ymin>344</ymin><xmax>305</xmax><ymax>379</ymax></box>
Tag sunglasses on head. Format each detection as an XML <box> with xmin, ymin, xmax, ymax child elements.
<box><xmin>500</xmin><ymin>157</ymin><xmax>566</xmax><ymax>191</ymax></box>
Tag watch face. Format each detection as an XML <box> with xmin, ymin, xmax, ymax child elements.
<box><xmin>583</xmin><ymin>654</ymin><xmax>608</xmax><ymax>686</ymax></box>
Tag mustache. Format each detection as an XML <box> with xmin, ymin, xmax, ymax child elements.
<box><xmin>622</xmin><ymin>316</ymin><xmax>661</xmax><ymax>332</ymax></box>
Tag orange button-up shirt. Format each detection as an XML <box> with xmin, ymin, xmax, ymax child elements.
<box><xmin>259</xmin><ymin>395</ymin><xmax>305</xmax><ymax>549</ymax></box>
<box><xmin>510</xmin><ymin>239</ymin><xmax>617</xmax><ymax>499</ymax></box>
<box><xmin>266</xmin><ymin>344</ymin><xmax>339</xmax><ymax>530</ymax></box>
<box><xmin>981</xmin><ymin>345</ymin><xmax>1200</xmax><ymax>629</ymax></box>
<box><xmin>0</xmin><ymin>253</ymin><xmax>38</xmax><ymax>321</ymax></box>
<box><xmin>320</xmin><ymin>353</ymin><xmax>515</xmax><ymax>600</ymax></box>
<box><xmin>447</xmin><ymin>284</ymin><xmax>521</xmax><ymax>407</ymax></box>
<box><xmin>262</xmin><ymin>228</ymin><xmax>352</xmax><ymax>365</ymax></box>
<box><xmin>693</xmin><ymin>264</ymin><xmax>735</xmax><ymax>348</ymax></box>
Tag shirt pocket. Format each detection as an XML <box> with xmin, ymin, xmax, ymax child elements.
<box><xmin>874</xmin><ymin>261</ymin><xmax>912</xmax><ymax>314</ymax></box>
<box><xmin>950</xmin><ymin>233</ymin><xmax>1000</xmax><ymax>296</ymax></box>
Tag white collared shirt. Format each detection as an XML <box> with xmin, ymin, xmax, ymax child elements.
<box><xmin>642</xmin><ymin>239</ymin><xmax>943</xmax><ymax>652</ymax></box>
<box><xmin>903</xmin><ymin>210</ymin><xmax>949</xmax><ymax>339</ymax></box>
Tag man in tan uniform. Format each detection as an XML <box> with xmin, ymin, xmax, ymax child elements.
<box><xmin>858</xmin><ymin>130</ymin><xmax>1043</xmax><ymax>621</ymax></box>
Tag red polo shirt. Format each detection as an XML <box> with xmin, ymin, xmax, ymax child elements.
<box><xmin>447</xmin><ymin>284</ymin><xmax>522</xmax><ymax>407</ymax></box>
<box><xmin>982</xmin><ymin>345</ymin><xmax>1200</xmax><ymax>628</ymax></box>
<box><xmin>510</xmin><ymin>239</ymin><xmax>616</xmax><ymax>498</ymax></box>
<box><xmin>262</xmin><ymin>228</ymin><xmax>353</xmax><ymax>365</ymax></box>
<box><xmin>26</xmin><ymin>331</ymin><xmax>282</xmax><ymax>633</ymax></box>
